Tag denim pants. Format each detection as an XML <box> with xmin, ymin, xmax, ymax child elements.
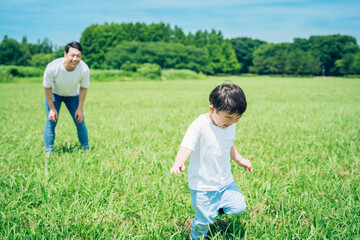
<box><xmin>190</xmin><ymin>182</ymin><xmax>246</xmax><ymax>239</ymax></box>
<box><xmin>44</xmin><ymin>93</ymin><xmax>88</xmax><ymax>152</ymax></box>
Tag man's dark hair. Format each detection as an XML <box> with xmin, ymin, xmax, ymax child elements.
<box><xmin>209</xmin><ymin>83</ymin><xmax>247</xmax><ymax>115</ymax></box>
<box><xmin>65</xmin><ymin>41</ymin><xmax>83</xmax><ymax>53</ymax></box>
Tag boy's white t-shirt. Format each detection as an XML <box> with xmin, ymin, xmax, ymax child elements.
<box><xmin>181</xmin><ymin>113</ymin><xmax>236</xmax><ymax>191</ymax></box>
<box><xmin>43</xmin><ymin>57</ymin><xmax>90</xmax><ymax>96</ymax></box>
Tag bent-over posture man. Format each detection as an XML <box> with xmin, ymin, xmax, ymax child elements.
<box><xmin>43</xmin><ymin>41</ymin><xmax>90</xmax><ymax>155</ymax></box>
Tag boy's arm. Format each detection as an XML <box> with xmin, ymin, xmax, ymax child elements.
<box><xmin>170</xmin><ymin>146</ymin><xmax>193</xmax><ymax>174</ymax></box>
<box><xmin>230</xmin><ymin>145</ymin><xmax>253</xmax><ymax>172</ymax></box>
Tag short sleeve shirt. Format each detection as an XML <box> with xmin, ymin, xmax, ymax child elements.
<box><xmin>181</xmin><ymin>113</ymin><xmax>236</xmax><ymax>191</ymax></box>
<box><xmin>43</xmin><ymin>58</ymin><xmax>90</xmax><ymax>96</ymax></box>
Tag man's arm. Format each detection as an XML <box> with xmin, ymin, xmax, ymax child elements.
<box><xmin>75</xmin><ymin>87</ymin><xmax>87</xmax><ymax>123</ymax></box>
<box><xmin>230</xmin><ymin>145</ymin><xmax>253</xmax><ymax>172</ymax></box>
<box><xmin>45</xmin><ymin>87</ymin><xmax>57</xmax><ymax>122</ymax></box>
<box><xmin>170</xmin><ymin>146</ymin><xmax>193</xmax><ymax>174</ymax></box>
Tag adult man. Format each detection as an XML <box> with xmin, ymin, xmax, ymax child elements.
<box><xmin>43</xmin><ymin>41</ymin><xmax>90</xmax><ymax>155</ymax></box>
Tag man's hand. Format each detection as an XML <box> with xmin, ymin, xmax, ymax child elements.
<box><xmin>48</xmin><ymin>109</ymin><xmax>58</xmax><ymax>123</ymax></box>
<box><xmin>75</xmin><ymin>109</ymin><xmax>85</xmax><ymax>123</ymax></box>
<box><xmin>170</xmin><ymin>163</ymin><xmax>186</xmax><ymax>174</ymax></box>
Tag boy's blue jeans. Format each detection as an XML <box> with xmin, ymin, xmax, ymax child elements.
<box><xmin>190</xmin><ymin>182</ymin><xmax>246</xmax><ymax>239</ymax></box>
<box><xmin>44</xmin><ymin>93</ymin><xmax>89</xmax><ymax>153</ymax></box>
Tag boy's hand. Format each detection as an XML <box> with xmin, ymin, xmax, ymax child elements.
<box><xmin>170</xmin><ymin>163</ymin><xmax>186</xmax><ymax>174</ymax></box>
<box><xmin>238</xmin><ymin>158</ymin><xmax>253</xmax><ymax>172</ymax></box>
<box><xmin>170</xmin><ymin>146</ymin><xmax>192</xmax><ymax>174</ymax></box>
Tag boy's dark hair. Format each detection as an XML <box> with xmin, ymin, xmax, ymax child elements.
<box><xmin>65</xmin><ymin>41</ymin><xmax>83</xmax><ymax>53</ymax></box>
<box><xmin>209</xmin><ymin>83</ymin><xmax>247</xmax><ymax>115</ymax></box>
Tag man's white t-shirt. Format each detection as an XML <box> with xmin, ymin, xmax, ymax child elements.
<box><xmin>43</xmin><ymin>58</ymin><xmax>90</xmax><ymax>96</ymax></box>
<box><xmin>181</xmin><ymin>113</ymin><xmax>236</xmax><ymax>191</ymax></box>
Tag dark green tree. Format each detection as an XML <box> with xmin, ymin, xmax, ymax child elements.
<box><xmin>230</xmin><ymin>37</ymin><xmax>267</xmax><ymax>73</ymax></box>
<box><xmin>251</xmin><ymin>43</ymin><xmax>320</xmax><ymax>75</ymax></box>
<box><xmin>80</xmin><ymin>24</ymin><xmax>109</xmax><ymax>68</ymax></box>
<box><xmin>206</xmin><ymin>30</ymin><xmax>223</xmax><ymax>74</ymax></box>
<box><xmin>172</xmin><ymin>26</ymin><xmax>186</xmax><ymax>44</ymax></box>
<box><xmin>81</xmin><ymin>22</ymin><xmax>239</xmax><ymax>74</ymax></box>
<box><xmin>335</xmin><ymin>53</ymin><xmax>357</xmax><ymax>75</ymax></box>
<box><xmin>286</xmin><ymin>49</ymin><xmax>321</xmax><ymax>75</ymax></box>
<box><xmin>147</xmin><ymin>22</ymin><xmax>172</xmax><ymax>42</ymax></box>
<box><xmin>105</xmin><ymin>41</ymin><xmax>209</xmax><ymax>72</ymax></box>
<box><xmin>309</xmin><ymin>34</ymin><xmax>359</xmax><ymax>75</ymax></box>
<box><xmin>353</xmin><ymin>52</ymin><xmax>360</xmax><ymax>75</ymax></box>
<box><xmin>292</xmin><ymin>38</ymin><xmax>310</xmax><ymax>51</ymax></box>
<box><xmin>220</xmin><ymin>40</ymin><xmax>241</xmax><ymax>73</ymax></box>
<box><xmin>0</xmin><ymin>36</ymin><xmax>30</xmax><ymax>65</ymax></box>
<box><xmin>193</xmin><ymin>30</ymin><xmax>207</xmax><ymax>48</ymax></box>
<box><xmin>251</xmin><ymin>43</ymin><xmax>281</xmax><ymax>74</ymax></box>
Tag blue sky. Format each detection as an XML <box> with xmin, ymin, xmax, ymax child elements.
<box><xmin>1</xmin><ymin>0</ymin><xmax>359</xmax><ymax>47</ymax></box>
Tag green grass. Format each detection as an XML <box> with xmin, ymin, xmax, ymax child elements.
<box><xmin>0</xmin><ymin>76</ymin><xmax>359</xmax><ymax>239</ymax></box>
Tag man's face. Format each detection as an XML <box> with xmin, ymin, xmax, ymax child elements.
<box><xmin>209</xmin><ymin>105</ymin><xmax>242</xmax><ymax>129</ymax></box>
<box><xmin>64</xmin><ymin>47</ymin><xmax>82</xmax><ymax>70</ymax></box>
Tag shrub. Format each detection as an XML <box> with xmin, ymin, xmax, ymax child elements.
<box><xmin>31</xmin><ymin>53</ymin><xmax>56</xmax><ymax>68</ymax></box>
<box><xmin>162</xmin><ymin>69</ymin><xmax>205</xmax><ymax>80</ymax></box>
<box><xmin>0</xmin><ymin>65</ymin><xmax>43</xmax><ymax>82</ymax></box>
<box><xmin>0</xmin><ymin>66</ymin><xmax>12</xmax><ymax>82</ymax></box>
<box><xmin>14</xmin><ymin>66</ymin><xmax>44</xmax><ymax>77</ymax></box>
<box><xmin>120</xmin><ymin>61</ymin><xmax>138</xmax><ymax>72</ymax></box>
<box><xmin>90</xmin><ymin>69</ymin><xmax>137</xmax><ymax>82</ymax></box>
<box><xmin>136</xmin><ymin>63</ymin><xmax>161</xmax><ymax>80</ymax></box>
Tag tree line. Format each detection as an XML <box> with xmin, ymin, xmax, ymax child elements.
<box><xmin>1</xmin><ymin>22</ymin><xmax>360</xmax><ymax>76</ymax></box>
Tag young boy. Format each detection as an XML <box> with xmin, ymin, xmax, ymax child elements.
<box><xmin>170</xmin><ymin>83</ymin><xmax>253</xmax><ymax>239</ymax></box>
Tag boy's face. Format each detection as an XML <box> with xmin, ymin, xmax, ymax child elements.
<box><xmin>209</xmin><ymin>105</ymin><xmax>242</xmax><ymax>129</ymax></box>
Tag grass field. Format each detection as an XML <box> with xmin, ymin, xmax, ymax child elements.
<box><xmin>0</xmin><ymin>76</ymin><xmax>359</xmax><ymax>239</ymax></box>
